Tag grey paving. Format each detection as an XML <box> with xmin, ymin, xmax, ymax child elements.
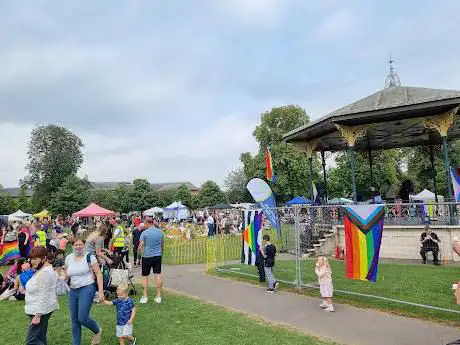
<box><xmin>134</xmin><ymin>264</ymin><xmax>460</xmax><ymax>345</ymax></box>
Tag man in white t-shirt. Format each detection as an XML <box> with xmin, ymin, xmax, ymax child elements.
<box><xmin>207</xmin><ymin>214</ymin><xmax>214</xmax><ymax>237</ymax></box>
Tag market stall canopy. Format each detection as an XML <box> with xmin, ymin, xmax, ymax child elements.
<box><xmin>409</xmin><ymin>189</ymin><xmax>444</xmax><ymax>202</ymax></box>
<box><xmin>73</xmin><ymin>203</ymin><xmax>115</xmax><ymax>218</ymax></box>
<box><xmin>144</xmin><ymin>207</ymin><xmax>164</xmax><ymax>216</ymax></box>
<box><xmin>285</xmin><ymin>196</ymin><xmax>311</xmax><ymax>206</ymax></box>
<box><xmin>9</xmin><ymin>210</ymin><xmax>33</xmax><ymax>221</ymax></box>
<box><xmin>327</xmin><ymin>197</ymin><xmax>354</xmax><ymax>204</ymax></box>
<box><xmin>33</xmin><ymin>209</ymin><xmax>50</xmax><ymax>220</ymax></box>
<box><xmin>163</xmin><ymin>201</ymin><xmax>189</xmax><ymax>220</ymax></box>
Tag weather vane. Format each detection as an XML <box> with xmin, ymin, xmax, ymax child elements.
<box><xmin>385</xmin><ymin>54</ymin><xmax>401</xmax><ymax>88</ymax></box>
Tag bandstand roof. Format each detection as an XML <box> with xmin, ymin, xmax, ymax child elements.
<box><xmin>283</xmin><ymin>85</ymin><xmax>460</xmax><ymax>152</ymax></box>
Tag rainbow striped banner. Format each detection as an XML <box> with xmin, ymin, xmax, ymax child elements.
<box><xmin>241</xmin><ymin>210</ymin><xmax>263</xmax><ymax>265</ymax></box>
<box><xmin>0</xmin><ymin>241</ymin><xmax>21</xmax><ymax>265</ymax></box>
<box><xmin>344</xmin><ymin>205</ymin><xmax>384</xmax><ymax>282</ymax></box>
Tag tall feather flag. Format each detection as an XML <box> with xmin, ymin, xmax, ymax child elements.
<box><xmin>266</xmin><ymin>147</ymin><xmax>277</xmax><ymax>183</ymax></box>
<box><xmin>450</xmin><ymin>167</ymin><xmax>460</xmax><ymax>202</ymax></box>
<box><xmin>241</xmin><ymin>210</ymin><xmax>263</xmax><ymax>265</ymax></box>
<box><xmin>344</xmin><ymin>205</ymin><xmax>385</xmax><ymax>282</ymax></box>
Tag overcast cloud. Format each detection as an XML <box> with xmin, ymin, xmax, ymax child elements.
<box><xmin>1</xmin><ymin>0</ymin><xmax>460</xmax><ymax>187</ymax></box>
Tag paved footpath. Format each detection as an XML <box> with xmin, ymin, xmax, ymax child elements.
<box><xmin>135</xmin><ymin>264</ymin><xmax>460</xmax><ymax>345</ymax></box>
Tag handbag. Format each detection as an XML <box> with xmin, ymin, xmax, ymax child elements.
<box><xmin>110</xmin><ymin>268</ymin><xmax>129</xmax><ymax>287</ymax></box>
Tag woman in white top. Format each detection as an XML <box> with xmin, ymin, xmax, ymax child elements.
<box><xmin>65</xmin><ymin>237</ymin><xmax>104</xmax><ymax>345</ymax></box>
<box><xmin>25</xmin><ymin>246</ymin><xmax>59</xmax><ymax>345</ymax></box>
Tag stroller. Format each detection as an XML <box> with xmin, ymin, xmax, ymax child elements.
<box><xmin>101</xmin><ymin>252</ymin><xmax>137</xmax><ymax>298</ymax></box>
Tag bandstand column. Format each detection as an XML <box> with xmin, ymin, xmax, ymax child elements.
<box><xmin>429</xmin><ymin>145</ymin><xmax>439</xmax><ymax>203</ymax></box>
<box><xmin>336</xmin><ymin>124</ymin><xmax>368</xmax><ymax>203</ymax></box>
<box><xmin>320</xmin><ymin>150</ymin><xmax>328</xmax><ymax>202</ymax></box>
<box><xmin>424</xmin><ymin>107</ymin><xmax>458</xmax><ymax>223</ymax></box>
<box><xmin>305</xmin><ymin>141</ymin><xmax>317</xmax><ymax>203</ymax></box>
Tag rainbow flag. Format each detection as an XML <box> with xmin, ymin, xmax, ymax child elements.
<box><xmin>450</xmin><ymin>167</ymin><xmax>460</xmax><ymax>202</ymax></box>
<box><xmin>241</xmin><ymin>210</ymin><xmax>263</xmax><ymax>265</ymax></box>
<box><xmin>344</xmin><ymin>205</ymin><xmax>384</xmax><ymax>282</ymax></box>
<box><xmin>266</xmin><ymin>147</ymin><xmax>276</xmax><ymax>183</ymax></box>
<box><xmin>0</xmin><ymin>240</ymin><xmax>21</xmax><ymax>265</ymax></box>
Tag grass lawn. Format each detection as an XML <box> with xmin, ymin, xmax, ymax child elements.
<box><xmin>213</xmin><ymin>259</ymin><xmax>460</xmax><ymax>326</ymax></box>
<box><xmin>0</xmin><ymin>292</ymin><xmax>336</xmax><ymax>345</ymax></box>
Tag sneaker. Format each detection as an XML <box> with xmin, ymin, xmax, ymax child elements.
<box><xmin>154</xmin><ymin>296</ymin><xmax>162</xmax><ymax>304</ymax></box>
<box><xmin>140</xmin><ymin>296</ymin><xmax>148</xmax><ymax>304</ymax></box>
<box><xmin>324</xmin><ymin>305</ymin><xmax>335</xmax><ymax>312</ymax></box>
<box><xmin>319</xmin><ymin>301</ymin><xmax>328</xmax><ymax>309</ymax></box>
<box><xmin>274</xmin><ymin>281</ymin><xmax>279</xmax><ymax>291</ymax></box>
<box><xmin>130</xmin><ymin>337</ymin><xmax>137</xmax><ymax>345</ymax></box>
<box><xmin>434</xmin><ymin>262</ymin><xmax>441</xmax><ymax>266</ymax></box>
<box><xmin>266</xmin><ymin>288</ymin><xmax>275</xmax><ymax>293</ymax></box>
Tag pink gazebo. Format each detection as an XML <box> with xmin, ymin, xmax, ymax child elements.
<box><xmin>73</xmin><ymin>203</ymin><xmax>115</xmax><ymax>218</ymax></box>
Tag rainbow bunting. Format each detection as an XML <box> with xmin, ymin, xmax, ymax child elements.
<box><xmin>241</xmin><ymin>210</ymin><xmax>263</xmax><ymax>265</ymax></box>
<box><xmin>344</xmin><ymin>205</ymin><xmax>384</xmax><ymax>282</ymax></box>
<box><xmin>0</xmin><ymin>240</ymin><xmax>21</xmax><ymax>265</ymax></box>
<box><xmin>266</xmin><ymin>147</ymin><xmax>276</xmax><ymax>183</ymax></box>
<box><xmin>450</xmin><ymin>167</ymin><xmax>460</xmax><ymax>202</ymax></box>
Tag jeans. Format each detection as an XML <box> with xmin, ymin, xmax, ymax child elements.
<box><xmin>26</xmin><ymin>312</ymin><xmax>53</xmax><ymax>345</ymax></box>
<box><xmin>69</xmin><ymin>284</ymin><xmax>100</xmax><ymax>345</ymax></box>
<box><xmin>420</xmin><ymin>247</ymin><xmax>439</xmax><ymax>263</ymax></box>
<box><xmin>207</xmin><ymin>224</ymin><xmax>214</xmax><ymax>237</ymax></box>
<box><xmin>264</xmin><ymin>266</ymin><xmax>276</xmax><ymax>289</ymax></box>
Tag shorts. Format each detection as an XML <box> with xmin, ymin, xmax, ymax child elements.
<box><xmin>116</xmin><ymin>324</ymin><xmax>133</xmax><ymax>337</ymax></box>
<box><xmin>141</xmin><ymin>256</ymin><xmax>162</xmax><ymax>276</ymax></box>
<box><xmin>320</xmin><ymin>283</ymin><xmax>333</xmax><ymax>298</ymax></box>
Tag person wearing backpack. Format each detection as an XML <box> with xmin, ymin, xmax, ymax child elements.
<box><xmin>65</xmin><ymin>237</ymin><xmax>104</xmax><ymax>345</ymax></box>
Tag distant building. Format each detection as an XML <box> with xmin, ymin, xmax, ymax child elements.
<box><xmin>5</xmin><ymin>181</ymin><xmax>200</xmax><ymax>198</ymax></box>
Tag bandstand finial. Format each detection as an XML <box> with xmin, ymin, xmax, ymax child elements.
<box><xmin>385</xmin><ymin>54</ymin><xmax>401</xmax><ymax>88</ymax></box>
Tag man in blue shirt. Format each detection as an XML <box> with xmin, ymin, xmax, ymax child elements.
<box><xmin>138</xmin><ymin>217</ymin><xmax>164</xmax><ymax>304</ymax></box>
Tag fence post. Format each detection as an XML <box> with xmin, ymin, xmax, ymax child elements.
<box><xmin>294</xmin><ymin>205</ymin><xmax>302</xmax><ymax>289</ymax></box>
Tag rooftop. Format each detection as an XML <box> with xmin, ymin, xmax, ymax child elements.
<box><xmin>4</xmin><ymin>181</ymin><xmax>200</xmax><ymax>197</ymax></box>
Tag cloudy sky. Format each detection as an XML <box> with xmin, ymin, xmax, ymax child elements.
<box><xmin>1</xmin><ymin>0</ymin><xmax>460</xmax><ymax>188</ymax></box>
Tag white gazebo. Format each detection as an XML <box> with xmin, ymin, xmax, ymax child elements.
<box><xmin>144</xmin><ymin>207</ymin><xmax>164</xmax><ymax>216</ymax></box>
<box><xmin>8</xmin><ymin>210</ymin><xmax>33</xmax><ymax>222</ymax></box>
<box><xmin>410</xmin><ymin>189</ymin><xmax>444</xmax><ymax>202</ymax></box>
<box><xmin>163</xmin><ymin>202</ymin><xmax>189</xmax><ymax>220</ymax></box>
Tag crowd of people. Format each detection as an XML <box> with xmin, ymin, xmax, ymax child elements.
<box><xmin>0</xmin><ymin>214</ymin><xmax>164</xmax><ymax>345</ymax></box>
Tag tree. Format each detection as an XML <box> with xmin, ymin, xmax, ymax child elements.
<box><xmin>0</xmin><ymin>184</ymin><xmax>17</xmax><ymax>214</ymax></box>
<box><xmin>91</xmin><ymin>189</ymin><xmax>118</xmax><ymax>211</ymax></box>
<box><xmin>112</xmin><ymin>183</ymin><xmax>134</xmax><ymax>213</ymax></box>
<box><xmin>24</xmin><ymin>125</ymin><xmax>84</xmax><ymax>209</ymax></box>
<box><xmin>224</xmin><ymin>168</ymin><xmax>251</xmax><ymax>203</ymax></box>
<box><xmin>327</xmin><ymin>150</ymin><xmax>404</xmax><ymax>200</ymax></box>
<box><xmin>158</xmin><ymin>190</ymin><xmax>175</xmax><ymax>208</ymax></box>
<box><xmin>174</xmin><ymin>184</ymin><xmax>192</xmax><ymax>207</ymax></box>
<box><xmin>17</xmin><ymin>186</ymin><xmax>32</xmax><ymax>213</ymax></box>
<box><xmin>49</xmin><ymin>175</ymin><xmax>91</xmax><ymax>216</ymax></box>
<box><xmin>253</xmin><ymin>105</ymin><xmax>309</xmax><ymax>148</ymax></box>
<box><xmin>128</xmin><ymin>179</ymin><xmax>160</xmax><ymax>212</ymax></box>
<box><xmin>240</xmin><ymin>105</ymin><xmax>320</xmax><ymax>203</ymax></box>
<box><xmin>196</xmin><ymin>181</ymin><xmax>227</xmax><ymax>208</ymax></box>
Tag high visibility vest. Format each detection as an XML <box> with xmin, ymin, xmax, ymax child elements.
<box><xmin>36</xmin><ymin>230</ymin><xmax>47</xmax><ymax>247</ymax></box>
<box><xmin>113</xmin><ymin>226</ymin><xmax>125</xmax><ymax>248</ymax></box>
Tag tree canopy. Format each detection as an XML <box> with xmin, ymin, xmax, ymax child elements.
<box><xmin>24</xmin><ymin>125</ymin><xmax>84</xmax><ymax>209</ymax></box>
<box><xmin>240</xmin><ymin>105</ymin><xmax>321</xmax><ymax>203</ymax></box>
<box><xmin>49</xmin><ymin>175</ymin><xmax>91</xmax><ymax>216</ymax></box>
<box><xmin>196</xmin><ymin>181</ymin><xmax>227</xmax><ymax>208</ymax></box>
<box><xmin>224</xmin><ymin>168</ymin><xmax>251</xmax><ymax>203</ymax></box>
<box><xmin>174</xmin><ymin>184</ymin><xmax>192</xmax><ymax>207</ymax></box>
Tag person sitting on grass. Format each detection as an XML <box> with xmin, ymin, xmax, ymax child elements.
<box><xmin>10</xmin><ymin>259</ymin><xmax>34</xmax><ymax>301</ymax></box>
<box><xmin>102</xmin><ymin>284</ymin><xmax>137</xmax><ymax>345</ymax></box>
<box><xmin>420</xmin><ymin>225</ymin><xmax>441</xmax><ymax>265</ymax></box>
